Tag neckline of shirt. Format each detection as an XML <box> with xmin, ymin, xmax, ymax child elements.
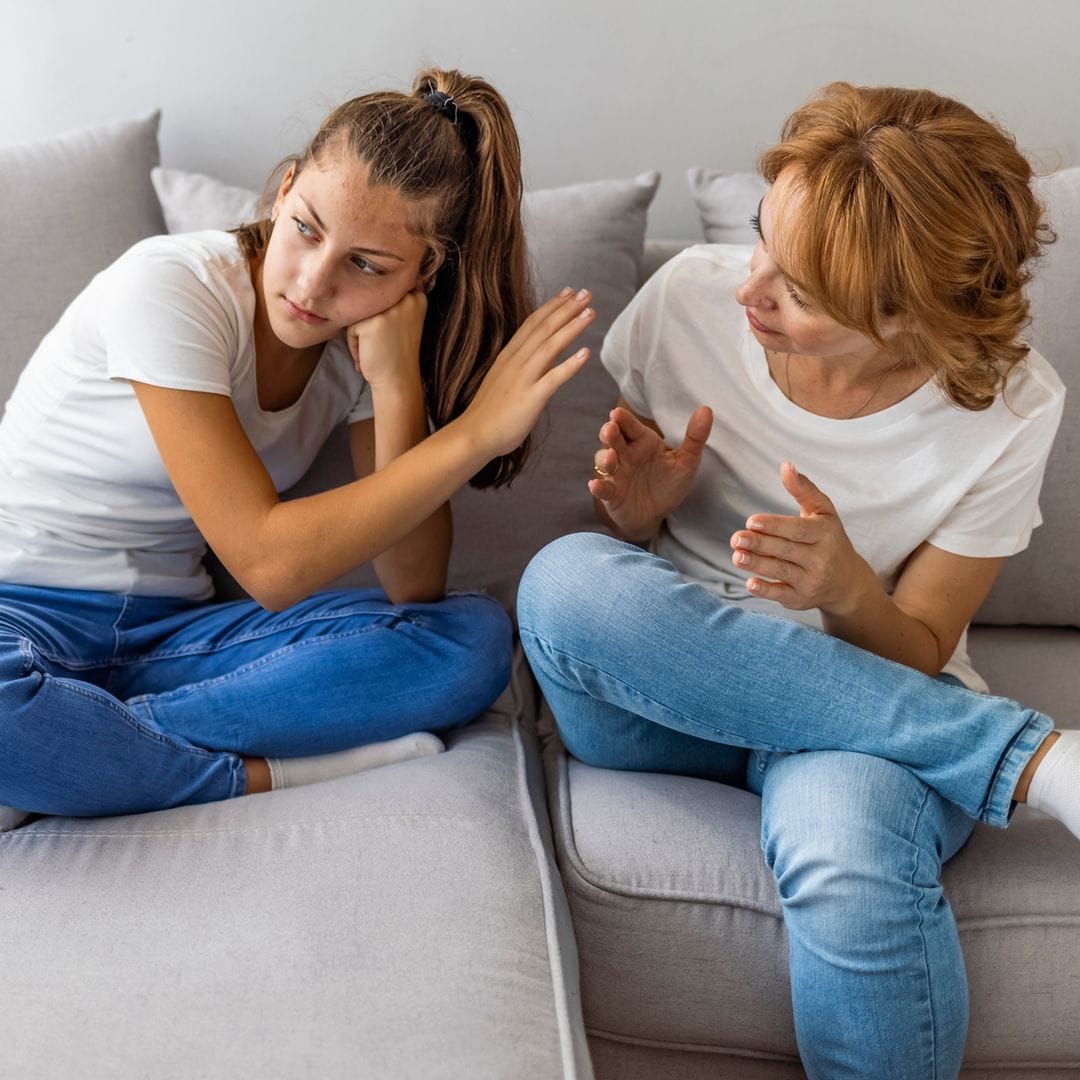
<box><xmin>739</xmin><ymin>324</ymin><xmax>940</xmax><ymax>433</ymax></box>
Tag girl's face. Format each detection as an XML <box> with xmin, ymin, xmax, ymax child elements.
<box><xmin>734</xmin><ymin>165</ymin><xmax>899</xmax><ymax>363</ymax></box>
<box><xmin>258</xmin><ymin>155</ymin><xmax>430</xmax><ymax>351</ymax></box>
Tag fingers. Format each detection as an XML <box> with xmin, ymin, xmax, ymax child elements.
<box><xmin>593</xmin><ymin>447</ymin><xmax>619</xmax><ymax>476</ymax></box>
<box><xmin>509</xmin><ymin>288</ymin><xmax>594</xmax><ymax>361</ymax></box>
<box><xmin>598</xmin><ymin>419</ymin><xmax>629</xmax><ymax>454</ymax></box>
<box><xmin>677</xmin><ymin>405</ymin><xmax>714</xmax><ymax>458</ymax></box>
<box><xmin>780</xmin><ymin>460</ymin><xmax>835</xmax><ymax>517</ymax></box>
<box><xmin>745</xmin><ymin>577</ymin><xmax>799</xmax><ymax>607</ymax></box>
<box><xmin>609</xmin><ymin>406</ymin><xmax>653</xmax><ymax>442</ymax></box>
<box><xmin>536</xmin><ymin>345</ymin><xmax>590</xmax><ymax>398</ymax></box>
<box><xmin>744</xmin><ymin>513</ymin><xmax>820</xmax><ymax>544</ymax></box>
<box><xmin>587</xmin><ymin>475</ymin><xmax>617</xmax><ymax>502</ymax></box>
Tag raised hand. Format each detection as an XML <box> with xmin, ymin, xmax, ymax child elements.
<box><xmin>460</xmin><ymin>287</ymin><xmax>594</xmax><ymax>459</ymax></box>
<box><xmin>589</xmin><ymin>404</ymin><xmax>713</xmax><ymax>541</ymax></box>
<box><xmin>729</xmin><ymin>461</ymin><xmax>877</xmax><ymax>614</ymax></box>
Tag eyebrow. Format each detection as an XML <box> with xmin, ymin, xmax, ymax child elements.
<box><xmin>298</xmin><ymin>195</ymin><xmax>405</xmax><ymax>262</ymax></box>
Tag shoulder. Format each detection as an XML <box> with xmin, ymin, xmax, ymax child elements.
<box><xmin>620</xmin><ymin>243</ymin><xmax>751</xmax><ymax>330</ymax></box>
<box><xmin>990</xmin><ymin>346</ymin><xmax>1067</xmax><ymax>430</ymax></box>
<box><xmin>110</xmin><ymin>230</ymin><xmax>248</xmax><ymax>288</ymax></box>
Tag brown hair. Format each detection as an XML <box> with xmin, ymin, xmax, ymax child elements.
<box><xmin>234</xmin><ymin>68</ymin><xmax>533</xmax><ymax>487</ymax></box>
<box><xmin>758</xmin><ymin>82</ymin><xmax>1054</xmax><ymax>410</ymax></box>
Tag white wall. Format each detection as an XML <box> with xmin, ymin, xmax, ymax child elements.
<box><xmin>4</xmin><ymin>0</ymin><xmax>1078</xmax><ymax>237</ymax></box>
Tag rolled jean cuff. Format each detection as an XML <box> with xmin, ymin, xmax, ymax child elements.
<box><xmin>984</xmin><ymin>710</ymin><xmax>1054</xmax><ymax>828</ymax></box>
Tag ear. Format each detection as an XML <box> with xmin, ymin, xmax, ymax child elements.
<box><xmin>416</xmin><ymin>250</ymin><xmax>445</xmax><ymax>293</ymax></box>
<box><xmin>271</xmin><ymin>164</ymin><xmax>297</xmax><ymax>222</ymax></box>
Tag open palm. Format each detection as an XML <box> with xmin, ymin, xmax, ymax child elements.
<box><xmin>589</xmin><ymin>404</ymin><xmax>713</xmax><ymax>541</ymax></box>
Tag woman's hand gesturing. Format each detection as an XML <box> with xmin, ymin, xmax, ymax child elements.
<box><xmin>589</xmin><ymin>404</ymin><xmax>713</xmax><ymax>541</ymax></box>
<box><xmin>729</xmin><ymin>461</ymin><xmax>877</xmax><ymax>615</ymax></box>
<box><xmin>461</xmin><ymin>287</ymin><xmax>594</xmax><ymax>459</ymax></box>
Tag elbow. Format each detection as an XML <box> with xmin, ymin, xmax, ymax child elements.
<box><xmin>236</xmin><ymin>557</ymin><xmax>308</xmax><ymax>613</ymax></box>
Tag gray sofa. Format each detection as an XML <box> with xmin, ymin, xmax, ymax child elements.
<box><xmin>1</xmin><ymin>111</ymin><xmax>1077</xmax><ymax>1080</ymax></box>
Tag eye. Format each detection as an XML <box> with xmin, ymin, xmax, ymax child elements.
<box><xmin>787</xmin><ymin>284</ymin><xmax>810</xmax><ymax>310</ymax></box>
<box><xmin>350</xmin><ymin>256</ymin><xmax>382</xmax><ymax>276</ymax></box>
<box><xmin>749</xmin><ymin>213</ymin><xmax>762</xmax><ymax>237</ymax></box>
<box><xmin>293</xmin><ymin>217</ymin><xmax>316</xmax><ymax>238</ymax></box>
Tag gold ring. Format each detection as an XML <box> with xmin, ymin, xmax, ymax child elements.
<box><xmin>593</xmin><ymin>463</ymin><xmax>617</xmax><ymax>478</ymax></box>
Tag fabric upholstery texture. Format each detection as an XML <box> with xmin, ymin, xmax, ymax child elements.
<box><xmin>0</xmin><ymin>112</ymin><xmax>165</xmax><ymax>403</ymax></box>
<box><xmin>0</xmin><ymin>653</ymin><xmax>593</xmax><ymax>1080</ymax></box>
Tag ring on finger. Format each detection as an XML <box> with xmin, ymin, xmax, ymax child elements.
<box><xmin>593</xmin><ymin>462</ymin><xmax>618</xmax><ymax>478</ymax></box>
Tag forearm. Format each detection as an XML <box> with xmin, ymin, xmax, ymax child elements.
<box><xmin>251</xmin><ymin>420</ymin><xmax>485</xmax><ymax>610</ymax></box>
<box><xmin>369</xmin><ymin>377</ymin><xmax>453</xmax><ymax>603</ymax></box>
<box><xmin>821</xmin><ymin>581</ymin><xmax>945</xmax><ymax>676</ymax></box>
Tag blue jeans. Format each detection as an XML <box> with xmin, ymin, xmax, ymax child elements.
<box><xmin>0</xmin><ymin>582</ymin><xmax>511</xmax><ymax>818</ymax></box>
<box><xmin>517</xmin><ymin>533</ymin><xmax>1053</xmax><ymax>1080</ymax></box>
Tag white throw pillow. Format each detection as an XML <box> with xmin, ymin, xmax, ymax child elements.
<box><xmin>151</xmin><ymin>166</ymin><xmax>261</xmax><ymax>233</ymax></box>
<box><xmin>686</xmin><ymin>168</ymin><xmax>768</xmax><ymax>245</ymax></box>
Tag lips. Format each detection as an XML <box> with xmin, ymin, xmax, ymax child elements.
<box><xmin>746</xmin><ymin>310</ymin><xmax>778</xmax><ymax>335</ymax></box>
<box><xmin>284</xmin><ymin>297</ymin><xmax>328</xmax><ymax>325</ymax></box>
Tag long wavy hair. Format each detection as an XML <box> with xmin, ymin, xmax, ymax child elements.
<box><xmin>758</xmin><ymin>82</ymin><xmax>1055</xmax><ymax>410</ymax></box>
<box><xmin>234</xmin><ymin>68</ymin><xmax>533</xmax><ymax>487</ymax></box>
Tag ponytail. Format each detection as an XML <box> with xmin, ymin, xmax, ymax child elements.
<box><xmin>233</xmin><ymin>68</ymin><xmax>534</xmax><ymax>488</ymax></box>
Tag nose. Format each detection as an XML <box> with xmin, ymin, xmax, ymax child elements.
<box><xmin>296</xmin><ymin>249</ymin><xmax>335</xmax><ymax>303</ymax></box>
<box><xmin>735</xmin><ymin>249</ymin><xmax>777</xmax><ymax>311</ymax></box>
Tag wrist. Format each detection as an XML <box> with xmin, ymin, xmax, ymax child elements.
<box><xmin>820</xmin><ymin>558</ymin><xmax>882</xmax><ymax>622</ymax></box>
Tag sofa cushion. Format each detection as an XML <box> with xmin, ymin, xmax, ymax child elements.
<box><xmin>542</xmin><ymin>690</ymin><xmax>1080</xmax><ymax>1078</ymax></box>
<box><xmin>0</xmin><ymin>651</ymin><xmax>593</xmax><ymax>1079</ymax></box>
<box><xmin>153</xmin><ymin>167</ymin><xmax>658</xmax><ymax>610</ymax></box>
<box><xmin>0</xmin><ymin>113</ymin><xmax>165</xmax><ymax>405</ymax></box>
<box><xmin>688</xmin><ymin>166</ymin><xmax>1080</xmax><ymax>628</ymax></box>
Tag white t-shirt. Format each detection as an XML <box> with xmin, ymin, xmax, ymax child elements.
<box><xmin>602</xmin><ymin>245</ymin><xmax>1066</xmax><ymax>691</ymax></box>
<box><xmin>0</xmin><ymin>231</ymin><xmax>374</xmax><ymax>600</ymax></box>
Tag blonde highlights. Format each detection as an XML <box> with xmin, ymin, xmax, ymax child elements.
<box><xmin>234</xmin><ymin>68</ymin><xmax>533</xmax><ymax>487</ymax></box>
<box><xmin>759</xmin><ymin>83</ymin><xmax>1054</xmax><ymax>410</ymax></box>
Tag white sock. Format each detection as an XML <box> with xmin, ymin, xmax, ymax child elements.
<box><xmin>266</xmin><ymin>732</ymin><xmax>444</xmax><ymax>791</ymax></box>
<box><xmin>1025</xmin><ymin>730</ymin><xmax>1080</xmax><ymax>841</ymax></box>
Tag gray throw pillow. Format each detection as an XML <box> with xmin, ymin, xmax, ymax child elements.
<box><xmin>688</xmin><ymin>164</ymin><xmax>1080</xmax><ymax>627</ymax></box>
<box><xmin>152</xmin><ymin>167</ymin><xmax>661</xmax><ymax>609</ymax></box>
<box><xmin>0</xmin><ymin>112</ymin><xmax>165</xmax><ymax>405</ymax></box>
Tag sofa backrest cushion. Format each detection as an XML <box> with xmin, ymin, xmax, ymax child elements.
<box><xmin>688</xmin><ymin>167</ymin><xmax>1080</xmax><ymax>628</ymax></box>
<box><xmin>0</xmin><ymin>113</ymin><xmax>166</xmax><ymax>404</ymax></box>
<box><xmin>152</xmin><ymin>166</ymin><xmax>660</xmax><ymax>610</ymax></box>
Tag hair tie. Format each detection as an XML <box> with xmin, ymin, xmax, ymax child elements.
<box><xmin>422</xmin><ymin>87</ymin><xmax>459</xmax><ymax>125</ymax></box>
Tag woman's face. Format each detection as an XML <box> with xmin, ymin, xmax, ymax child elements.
<box><xmin>258</xmin><ymin>155</ymin><xmax>430</xmax><ymax>351</ymax></box>
<box><xmin>734</xmin><ymin>165</ymin><xmax>896</xmax><ymax>362</ymax></box>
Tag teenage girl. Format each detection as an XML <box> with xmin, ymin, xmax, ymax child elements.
<box><xmin>0</xmin><ymin>68</ymin><xmax>594</xmax><ymax>820</ymax></box>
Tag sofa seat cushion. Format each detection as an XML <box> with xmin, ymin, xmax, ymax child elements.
<box><xmin>542</xmin><ymin>662</ymin><xmax>1080</xmax><ymax>1078</ymax></box>
<box><xmin>0</xmin><ymin>653</ymin><xmax>592</xmax><ymax>1080</ymax></box>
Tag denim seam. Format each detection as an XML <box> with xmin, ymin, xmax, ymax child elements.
<box><xmin>982</xmin><ymin>712</ymin><xmax>1054</xmax><ymax>828</ymax></box>
<box><xmin>906</xmin><ymin>784</ymin><xmax>939</xmax><ymax>1080</ymax></box>
<box><xmin>108</xmin><ymin>611</ymin><xmax>422</xmax><ymax>667</ymax></box>
<box><xmin>125</xmin><ymin>628</ymin><xmax>406</xmax><ymax>706</ymax></box>
<box><xmin>59</xmin><ymin>680</ymin><xmax>225</xmax><ymax>762</ymax></box>
<box><xmin>521</xmin><ymin>627</ymin><xmax>843</xmax><ymax>755</ymax></box>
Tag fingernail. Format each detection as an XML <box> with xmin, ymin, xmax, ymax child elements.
<box><xmin>747</xmin><ymin>518</ymin><xmax>763</xmax><ymax>530</ymax></box>
<box><xmin>579</xmin><ymin>307</ymin><xmax>594</xmax><ymax>320</ymax></box>
<box><xmin>559</xmin><ymin>286</ymin><xmax>573</xmax><ymax>297</ymax></box>
<box><xmin>735</xmin><ymin>535</ymin><xmax>750</xmax><ymax>548</ymax></box>
<box><xmin>572</xmin><ymin>347</ymin><xmax>588</xmax><ymax>358</ymax></box>
<box><xmin>734</xmin><ymin>551</ymin><xmax>750</xmax><ymax>565</ymax></box>
<box><xmin>747</xmin><ymin>579</ymin><xmax>761</xmax><ymax>592</ymax></box>
<box><xmin>576</xmin><ymin>288</ymin><xmax>590</xmax><ymax>301</ymax></box>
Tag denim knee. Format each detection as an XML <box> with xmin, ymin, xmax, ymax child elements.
<box><xmin>435</xmin><ymin>592</ymin><xmax>513</xmax><ymax>725</ymax></box>
<box><xmin>518</xmin><ymin>531</ymin><xmax>636</xmax><ymax>646</ymax></box>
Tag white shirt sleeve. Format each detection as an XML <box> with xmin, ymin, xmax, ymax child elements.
<box><xmin>927</xmin><ymin>378</ymin><xmax>1065</xmax><ymax>557</ymax></box>
<box><xmin>100</xmin><ymin>246</ymin><xmax>236</xmax><ymax>395</ymax></box>
<box><xmin>600</xmin><ymin>257</ymin><xmax>675</xmax><ymax>419</ymax></box>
